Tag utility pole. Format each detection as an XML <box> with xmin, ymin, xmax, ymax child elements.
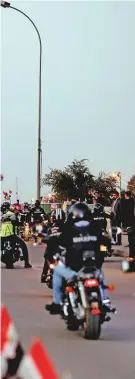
<box><xmin>16</xmin><ymin>177</ymin><xmax>19</xmax><ymax>201</ymax></box>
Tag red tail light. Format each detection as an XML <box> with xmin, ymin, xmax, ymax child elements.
<box><xmin>65</xmin><ymin>286</ymin><xmax>73</xmax><ymax>293</ymax></box>
<box><xmin>91</xmin><ymin>309</ymin><xmax>100</xmax><ymax>315</ymax></box>
<box><xmin>84</xmin><ymin>279</ymin><xmax>99</xmax><ymax>288</ymax></box>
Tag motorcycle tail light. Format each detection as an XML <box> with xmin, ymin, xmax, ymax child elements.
<box><xmin>84</xmin><ymin>279</ymin><xmax>99</xmax><ymax>287</ymax></box>
<box><xmin>91</xmin><ymin>309</ymin><xmax>101</xmax><ymax>315</ymax></box>
<box><xmin>65</xmin><ymin>286</ymin><xmax>73</xmax><ymax>293</ymax></box>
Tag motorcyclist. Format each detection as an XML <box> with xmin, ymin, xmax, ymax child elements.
<box><xmin>45</xmin><ymin>202</ymin><xmax>111</xmax><ymax>315</ymax></box>
<box><xmin>20</xmin><ymin>202</ymin><xmax>31</xmax><ymax>223</ymax></box>
<box><xmin>0</xmin><ymin>202</ymin><xmax>32</xmax><ymax>268</ymax></box>
<box><xmin>41</xmin><ymin>209</ymin><xmax>66</xmax><ymax>282</ymax></box>
<box><xmin>92</xmin><ymin>203</ymin><xmax>107</xmax><ymax>230</ymax></box>
<box><xmin>92</xmin><ymin>203</ymin><xmax>112</xmax><ymax>253</ymax></box>
<box><xmin>30</xmin><ymin>200</ymin><xmax>46</xmax><ymax>224</ymax></box>
<box><xmin>127</xmin><ymin>216</ymin><xmax>135</xmax><ymax>258</ymax></box>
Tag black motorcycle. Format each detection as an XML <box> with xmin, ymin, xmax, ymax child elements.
<box><xmin>1</xmin><ymin>240</ymin><xmax>24</xmax><ymax>269</ymax></box>
<box><xmin>60</xmin><ymin>249</ymin><xmax>116</xmax><ymax>340</ymax></box>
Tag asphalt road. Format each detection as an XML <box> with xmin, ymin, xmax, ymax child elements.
<box><xmin>1</xmin><ymin>243</ymin><xmax>135</xmax><ymax>379</ymax></box>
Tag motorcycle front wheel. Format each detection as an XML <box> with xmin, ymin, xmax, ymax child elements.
<box><xmin>5</xmin><ymin>252</ymin><xmax>14</xmax><ymax>269</ymax></box>
<box><xmin>84</xmin><ymin>310</ymin><xmax>101</xmax><ymax>340</ymax></box>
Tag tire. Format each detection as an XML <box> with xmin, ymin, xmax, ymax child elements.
<box><xmin>84</xmin><ymin>311</ymin><xmax>101</xmax><ymax>340</ymax></box>
<box><xmin>6</xmin><ymin>263</ymin><xmax>14</xmax><ymax>269</ymax></box>
<box><xmin>4</xmin><ymin>249</ymin><xmax>14</xmax><ymax>269</ymax></box>
<box><xmin>6</xmin><ymin>254</ymin><xmax>14</xmax><ymax>269</ymax></box>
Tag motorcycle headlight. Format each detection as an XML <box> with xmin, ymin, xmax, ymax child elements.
<box><xmin>100</xmin><ymin>245</ymin><xmax>107</xmax><ymax>252</ymax></box>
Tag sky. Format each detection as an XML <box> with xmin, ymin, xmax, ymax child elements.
<box><xmin>1</xmin><ymin>0</ymin><xmax>135</xmax><ymax>202</ymax></box>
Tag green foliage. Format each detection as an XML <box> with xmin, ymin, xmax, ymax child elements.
<box><xmin>42</xmin><ymin>159</ymin><xmax>118</xmax><ymax>201</ymax></box>
<box><xmin>127</xmin><ymin>174</ymin><xmax>135</xmax><ymax>194</ymax></box>
<box><xmin>94</xmin><ymin>172</ymin><xmax>118</xmax><ymax>197</ymax></box>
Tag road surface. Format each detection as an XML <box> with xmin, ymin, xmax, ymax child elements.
<box><xmin>1</xmin><ymin>243</ymin><xmax>135</xmax><ymax>379</ymax></box>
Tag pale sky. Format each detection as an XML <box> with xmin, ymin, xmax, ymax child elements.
<box><xmin>1</xmin><ymin>0</ymin><xmax>135</xmax><ymax>202</ymax></box>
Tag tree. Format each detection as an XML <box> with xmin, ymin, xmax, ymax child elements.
<box><xmin>93</xmin><ymin>172</ymin><xmax>118</xmax><ymax>197</ymax></box>
<box><xmin>42</xmin><ymin>159</ymin><xmax>94</xmax><ymax>201</ymax></box>
<box><xmin>127</xmin><ymin>174</ymin><xmax>135</xmax><ymax>194</ymax></box>
<box><xmin>42</xmin><ymin>160</ymin><xmax>118</xmax><ymax>201</ymax></box>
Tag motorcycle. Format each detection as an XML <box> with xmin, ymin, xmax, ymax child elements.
<box><xmin>1</xmin><ymin>240</ymin><xmax>24</xmax><ymax>269</ymax></box>
<box><xmin>61</xmin><ymin>249</ymin><xmax>116</xmax><ymax>339</ymax></box>
<box><xmin>100</xmin><ymin>231</ymin><xmax>114</xmax><ymax>257</ymax></box>
<box><xmin>31</xmin><ymin>214</ymin><xmax>46</xmax><ymax>241</ymax></box>
<box><xmin>45</xmin><ymin>246</ymin><xmax>116</xmax><ymax>340</ymax></box>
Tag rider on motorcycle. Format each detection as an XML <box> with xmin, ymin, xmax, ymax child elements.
<box><xmin>30</xmin><ymin>200</ymin><xmax>46</xmax><ymax>223</ymax></box>
<box><xmin>0</xmin><ymin>202</ymin><xmax>32</xmax><ymax>268</ymax></box>
<box><xmin>20</xmin><ymin>202</ymin><xmax>31</xmax><ymax>223</ymax></box>
<box><xmin>45</xmin><ymin>202</ymin><xmax>111</xmax><ymax>314</ymax></box>
<box><xmin>30</xmin><ymin>200</ymin><xmax>47</xmax><ymax>245</ymax></box>
<box><xmin>41</xmin><ymin>209</ymin><xmax>65</xmax><ymax>283</ymax></box>
<box><xmin>92</xmin><ymin>203</ymin><xmax>107</xmax><ymax>229</ymax></box>
<box><xmin>92</xmin><ymin>203</ymin><xmax>112</xmax><ymax>253</ymax></box>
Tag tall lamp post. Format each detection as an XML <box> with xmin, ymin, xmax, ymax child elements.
<box><xmin>1</xmin><ymin>1</ymin><xmax>42</xmax><ymax>200</ymax></box>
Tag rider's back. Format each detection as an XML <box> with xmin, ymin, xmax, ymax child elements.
<box><xmin>60</xmin><ymin>219</ymin><xmax>104</xmax><ymax>271</ymax></box>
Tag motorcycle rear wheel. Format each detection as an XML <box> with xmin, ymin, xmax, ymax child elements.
<box><xmin>84</xmin><ymin>310</ymin><xmax>101</xmax><ymax>340</ymax></box>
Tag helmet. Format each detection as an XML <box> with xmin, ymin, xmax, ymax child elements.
<box><xmin>93</xmin><ymin>203</ymin><xmax>103</xmax><ymax>215</ymax></box>
<box><xmin>24</xmin><ymin>202</ymin><xmax>29</xmax><ymax>208</ymax></box>
<box><xmin>35</xmin><ymin>200</ymin><xmax>40</xmax><ymax>208</ymax></box>
<box><xmin>1</xmin><ymin>202</ymin><xmax>10</xmax><ymax>213</ymax></box>
<box><xmin>68</xmin><ymin>202</ymin><xmax>91</xmax><ymax>223</ymax></box>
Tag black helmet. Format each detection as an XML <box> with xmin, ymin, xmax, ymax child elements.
<box><xmin>35</xmin><ymin>200</ymin><xmax>40</xmax><ymax>207</ymax></box>
<box><xmin>1</xmin><ymin>202</ymin><xmax>10</xmax><ymax>213</ymax></box>
<box><xmin>93</xmin><ymin>203</ymin><xmax>103</xmax><ymax>215</ymax></box>
<box><xmin>68</xmin><ymin>202</ymin><xmax>91</xmax><ymax>223</ymax></box>
<box><xmin>24</xmin><ymin>202</ymin><xmax>29</xmax><ymax>208</ymax></box>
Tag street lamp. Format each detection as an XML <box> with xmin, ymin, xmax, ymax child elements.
<box><xmin>1</xmin><ymin>1</ymin><xmax>42</xmax><ymax>200</ymax></box>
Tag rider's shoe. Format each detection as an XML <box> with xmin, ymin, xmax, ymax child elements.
<box><xmin>24</xmin><ymin>263</ymin><xmax>32</xmax><ymax>268</ymax></box>
<box><xmin>45</xmin><ymin>302</ymin><xmax>61</xmax><ymax>315</ymax></box>
<box><xmin>102</xmin><ymin>298</ymin><xmax>111</xmax><ymax>311</ymax></box>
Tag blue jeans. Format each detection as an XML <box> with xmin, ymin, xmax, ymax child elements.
<box><xmin>53</xmin><ymin>264</ymin><xmax>107</xmax><ymax>304</ymax></box>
